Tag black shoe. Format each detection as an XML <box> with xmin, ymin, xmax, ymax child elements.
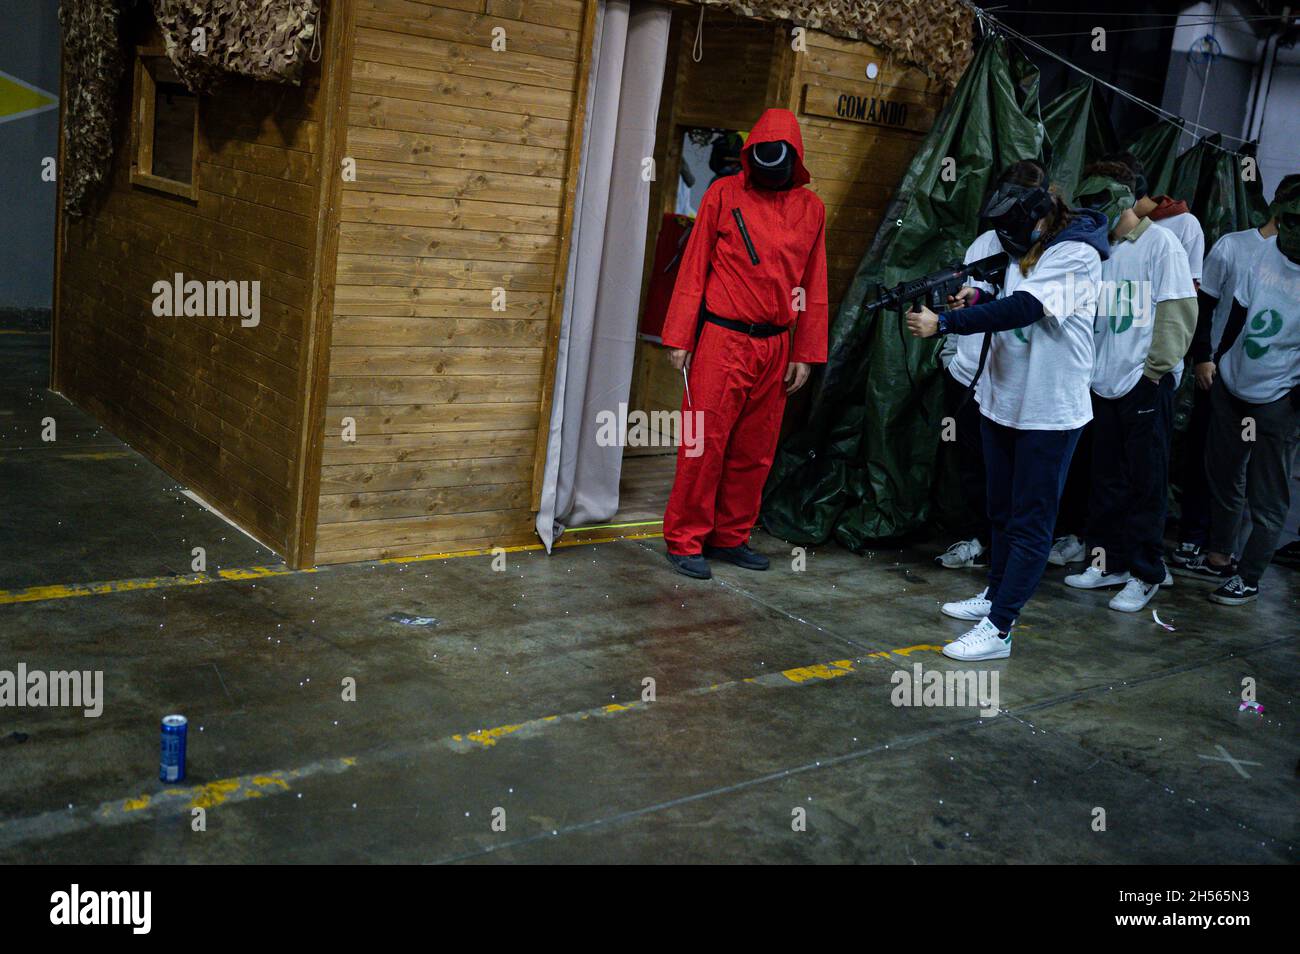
<box><xmin>666</xmin><ymin>552</ymin><xmax>711</xmax><ymax>579</ymax></box>
<box><xmin>704</xmin><ymin>543</ymin><xmax>770</xmax><ymax>571</ymax></box>
<box><xmin>1171</xmin><ymin>552</ymin><xmax>1236</xmax><ymax>583</ymax></box>
<box><xmin>1169</xmin><ymin>542</ymin><xmax>1201</xmax><ymax>567</ymax></box>
<box><xmin>1208</xmin><ymin>575</ymin><xmax>1259</xmax><ymax>605</ymax></box>
<box><xmin>1273</xmin><ymin>540</ymin><xmax>1300</xmax><ymax>568</ymax></box>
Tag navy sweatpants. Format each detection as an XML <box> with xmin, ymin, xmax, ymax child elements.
<box><xmin>981</xmin><ymin>416</ymin><xmax>1083</xmax><ymax>632</ymax></box>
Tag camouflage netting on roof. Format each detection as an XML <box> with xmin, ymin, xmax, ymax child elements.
<box><xmin>691</xmin><ymin>0</ymin><xmax>974</xmax><ymax>88</ymax></box>
<box><xmin>58</xmin><ymin>0</ymin><xmax>320</xmax><ymax>215</ymax></box>
<box><xmin>60</xmin><ymin>0</ymin><xmax>125</xmax><ymax>216</ymax></box>
<box><xmin>150</xmin><ymin>0</ymin><xmax>319</xmax><ymax>93</ymax></box>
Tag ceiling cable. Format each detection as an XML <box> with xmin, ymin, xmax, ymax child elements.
<box><xmin>961</xmin><ymin>1</ymin><xmax>1268</xmax><ymax>153</ymax></box>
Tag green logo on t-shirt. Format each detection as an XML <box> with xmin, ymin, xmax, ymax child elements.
<box><xmin>1243</xmin><ymin>309</ymin><xmax>1283</xmax><ymax>359</ymax></box>
<box><xmin>1098</xmin><ymin>280</ymin><xmax>1139</xmax><ymax>335</ymax></box>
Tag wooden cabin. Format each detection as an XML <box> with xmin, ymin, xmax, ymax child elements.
<box><xmin>51</xmin><ymin>0</ymin><xmax>968</xmax><ymax>568</ymax></box>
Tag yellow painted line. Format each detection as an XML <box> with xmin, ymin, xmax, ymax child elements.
<box><xmin>3</xmin><ymin>642</ymin><xmax>944</xmax><ymax>846</ymax></box>
<box><xmin>54</xmin><ymin>451</ymin><xmax>132</xmax><ymax>461</ymax></box>
<box><xmin>96</xmin><ymin>760</ymin><xmax>358</xmax><ymax>821</ymax></box>
<box><xmin>0</xmin><ymin>572</ymin><xmax>216</xmax><ymax>605</ymax></box>
<box><xmin>782</xmin><ymin>659</ymin><xmax>857</xmax><ymax>683</ymax></box>
<box><xmin>0</xmin><ymin>450</ymin><xmax>134</xmax><ymax>462</ymax></box>
<box><xmin>0</xmin><ymin>757</ymin><xmax>357</xmax><ymax>851</ymax></box>
<box><xmin>0</xmin><ymin>533</ymin><xmax>664</xmax><ymax>607</ymax></box>
<box><xmin>447</xmin><ymin>642</ymin><xmax>948</xmax><ymax>753</ymax></box>
<box><xmin>568</xmin><ymin>519</ymin><xmax>665</xmax><ymax>531</ymax></box>
<box><xmin>372</xmin><ymin>530</ymin><xmax>663</xmax><ymax>567</ymax></box>
<box><xmin>216</xmin><ymin>565</ymin><xmax>306</xmax><ymax>581</ymax></box>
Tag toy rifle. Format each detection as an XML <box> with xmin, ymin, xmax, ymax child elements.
<box><xmin>863</xmin><ymin>251</ymin><xmax>1011</xmax><ymax>415</ymax></box>
<box><xmin>863</xmin><ymin>252</ymin><xmax>1009</xmax><ymax>315</ymax></box>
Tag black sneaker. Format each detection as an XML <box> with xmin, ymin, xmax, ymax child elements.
<box><xmin>1171</xmin><ymin>552</ymin><xmax>1236</xmax><ymax>583</ymax></box>
<box><xmin>1208</xmin><ymin>575</ymin><xmax>1259</xmax><ymax>605</ymax></box>
<box><xmin>1273</xmin><ymin>540</ymin><xmax>1300</xmax><ymax>569</ymax></box>
<box><xmin>666</xmin><ymin>552</ymin><xmax>711</xmax><ymax>579</ymax></box>
<box><xmin>703</xmin><ymin>543</ymin><xmax>769</xmax><ymax>571</ymax></box>
<box><xmin>1169</xmin><ymin>542</ymin><xmax>1201</xmax><ymax>567</ymax></box>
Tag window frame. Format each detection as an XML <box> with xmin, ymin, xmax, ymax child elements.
<box><xmin>129</xmin><ymin>46</ymin><xmax>200</xmax><ymax>201</ymax></box>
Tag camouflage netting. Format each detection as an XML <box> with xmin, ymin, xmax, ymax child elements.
<box><xmin>150</xmin><ymin>0</ymin><xmax>319</xmax><ymax>92</ymax></box>
<box><xmin>60</xmin><ymin>0</ymin><xmax>125</xmax><ymax>216</ymax></box>
<box><xmin>58</xmin><ymin>0</ymin><xmax>320</xmax><ymax>215</ymax></box>
<box><xmin>690</xmin><ymin>0</ymin><xmax>974</xmax><ymax>89</ymax></box>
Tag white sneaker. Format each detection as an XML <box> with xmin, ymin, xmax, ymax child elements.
<box><xmin>941</xmin><ymin>587</ymin><xmax>991</xmax><ymax>620</ymax></box>
<box><xmin>1047</xmin><ymin>534</ymin><xmax>1085</xmax><ymax>566</ymax></box>
<box><xmin>936</xmin><ymin>538</ymin><xmax>985</xmax><ymax>568</ymax></box>
<box><xmin>1162</xmin><ymin>565</ymin><xmax>1173</xmax><ymax>586</ymax></box>
<box><xmin>1109</xmin><ymin>579</ymin><xmax>1158</xmax><ymax>612</ymax></box>
<box><xmin>942</xmin><ymin>617</ymin><xmax>1011</xmax><ymax>660</ymax></box>
<box><xmin>1064</xmin><ymin>566</ymin><xmax>1132</xmax><ymax>589</ymax></box>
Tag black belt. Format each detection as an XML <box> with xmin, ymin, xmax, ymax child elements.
<box><xmin>703</xmin><ymin>311</ymin><xmax>787</xmax><ymax>338</ymax></box>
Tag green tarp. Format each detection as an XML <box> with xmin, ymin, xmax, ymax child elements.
<box><xmin>1126</xmin><ymin>118</ymin><xmax>1184</xmax><ymax>198</ymax></box>
<box><xmin>761</xmin><ymin>37</ymin><xmax>1045</xmax><ymax>549</ymax></box>
<box><xmin>1042</xmin><ymin>79</ymin><xmax>1118</xmax><ymax>203</ymax></box>
<box><xmin>1169</xmin><ymin>134</ymin><xmax>1269</xmax><ymax>248</ymax></box>
<box><xmin>762</xmin><ymin>37</ymin><xmax>1270</xmax><ymax>551</ymax></box>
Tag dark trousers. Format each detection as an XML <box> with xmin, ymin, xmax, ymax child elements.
<box><xmin>1179</xmin><ymin>383</ymin><xmax>1213</xmax><ymax>545</ymax></box>
<box><xmin>1054</xmin><ymin>422</ymin><xmax>1092</xmax><ymax>537</ymax></box>
<box><xmin>982</xmin><ymin>416</ymin><xmax>1083</xmax><ymax>632</ymax></box>
<box><xmin>1205</xmin><ymin>383</ymin><xmax>1300</xmax><ymax>584</ymax></box>
<box><xmin>1085</xmin><ymin>374</ymin><xmax>1176</xmax><ymax>585</ymax></box>
<box><xmin>943</xmin><ymin>372</ymin><xmax>990</xmax><ymax>543</ymax></box>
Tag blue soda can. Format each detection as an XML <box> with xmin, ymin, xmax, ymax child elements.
<box><xmin>160</xmin><ymin>714</ymin><xmax>188</xmax><ymax>783</ymax></box>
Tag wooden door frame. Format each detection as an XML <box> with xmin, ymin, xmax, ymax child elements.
<box><xmin>286</xmin><ymin>0</ymin><xmax>358</xmax><ymax>569</ymax></box>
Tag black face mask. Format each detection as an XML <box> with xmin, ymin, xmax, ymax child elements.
<box><xmin>982</xmin><ymin>182</ymin><xmax>1054</xmax><ymax>255</ymax></box>
<box><xmin>748</xmin><ymin>140</ymin><xmax>795</xmax><ymax>190</ymax></box>
<box><xmin>1131</xmin><ymin>171</ymin><xmax>1149</xmax><ymax>202</ymax></box>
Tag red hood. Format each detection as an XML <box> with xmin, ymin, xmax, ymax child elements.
<box><xmin>741</xmin><ymin>108</ymin><xmax>811</xmax><ymax>188</ymax></box>
<box><xmin>1149</xmin><ymin>195</ymin><xmax>1189</xmax><ymax>221</ymax></box>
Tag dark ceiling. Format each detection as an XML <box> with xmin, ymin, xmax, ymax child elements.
<box><xmin>972</xmin><ymin>1</ymin><xmax>1297</xmax><ymax>141</ymax></box>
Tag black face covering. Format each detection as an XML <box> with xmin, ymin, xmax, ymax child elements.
<box><xmin>1133</xmin><ymin>171</ymin><xmax>1149</xmax><ymax>202</ymax></box>
<box><xmin>982</xmin><ymin>182</ymin><xmax>1054</xmax><ymax>255</ymax></box>
<box><xmin>749</xmin><ymin>140</ymin><xmax>795</xmax><ymax>190</ymax></box>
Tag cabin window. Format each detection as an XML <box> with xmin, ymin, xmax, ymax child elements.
<box><xmin>130</xmin><ymin>50</ymin><xmax>199</xmax><ymax>200</ymax></box>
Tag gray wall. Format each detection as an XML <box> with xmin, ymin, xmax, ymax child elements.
<box><xmin>1256</xmin><ymin>60</ymin><xmax>1300</xmax><ymax>198</ymax></box>
<box><xmin>1162</xmin><ymin>52</ymin><xmax>1256</xmax><ymax>156</ymax></box>
<box><xmin>1</xmin><ymin>0</ymin><xmax>61</xmax><ymax>310</ymax></box>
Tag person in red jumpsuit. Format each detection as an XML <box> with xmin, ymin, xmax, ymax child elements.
<box><xmin>660</xmin><ymin>108</ymin><xmax>828</xmax><ymax>579</ymax></box>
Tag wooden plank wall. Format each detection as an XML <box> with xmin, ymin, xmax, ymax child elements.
<box><xmin>793</xmin><ymin>31</ymin><xmax>947</xmax><ymax>311</ymax></box>
<box><xmin>52</xmin><ymin>10</ymin><xmax>329</xmax><ymax>555</ymax></box>
<box><xmin>316</xmin><ymin>0</ymin><xmax>590</xmax><ymax>564</ymax></box>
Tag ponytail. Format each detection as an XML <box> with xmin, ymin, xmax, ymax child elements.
<box><xmin>1019</xmin><ymin>188</ymin><xmax>1075</xmax><ymax>274</ymax></box>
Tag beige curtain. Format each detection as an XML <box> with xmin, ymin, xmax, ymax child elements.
<box><xmin>536</xmin><ymin>0</ymin><xmax>672</xmax><ymax>550</ymax></box>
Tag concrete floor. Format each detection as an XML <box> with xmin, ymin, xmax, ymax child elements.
<box><xmin>1</xmin><ymin>327</ymin><xmax>1297</xmax><ymax>864</ymax></box>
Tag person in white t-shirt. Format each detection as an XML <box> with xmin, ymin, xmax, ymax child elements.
<box><xmin>1063</xmin><ymin>162</ymin><xmax>1197</xmax><ymax>613</ymax></box>
<box><xmin>1172</xmin><ymin>173</ymin><xmax>1298</xmax><ymax>567</ymax></box>
<box><xmin>1105</xmin><ymin>151</ymin><xmax>1205</xmax><ymax>284</ymax></box>
<box><xmin>934</xmin><ymin>162</ymin><xmax>1045</xmax><ymax>571</ymax></box>
<box><xmin>1181</xmin><ymin>198</ymin><xmax>1300</xmax><ymax>605</ymax></box>
<box><xmin>907</xmin><ymin>161</ymin><xmax>1108</xmax><ymax>661</ymax></box>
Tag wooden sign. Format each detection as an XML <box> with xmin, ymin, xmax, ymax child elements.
<box><xmin>801</xmin><ymin>84</ymin><xmax>937</xmax><ymax>134</ymax></box>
